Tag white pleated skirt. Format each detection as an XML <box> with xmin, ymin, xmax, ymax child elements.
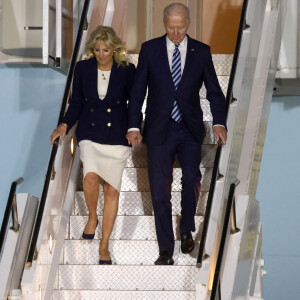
<box><xmin>79</xmin><ymin>140</ymin><xmax>131</xmax><ymax>192</ymax></box>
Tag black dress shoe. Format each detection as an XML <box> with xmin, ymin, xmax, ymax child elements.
<box><xmin>181</xmin><ymin>233</ymin><xmax>195</xmax><ymax>254</ymax></box>
<box><xmin>154</xmin><ymin>255</ymin><xmax>174</xmax><ymax>265</ymax></box>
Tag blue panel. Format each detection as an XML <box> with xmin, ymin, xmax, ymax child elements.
<box><xmin>0</xmin><ymin>66</ymin><xmax>66</xmax><ymax>224</ymax></box>
<box><xmin>257</xmin><ymin>95</ymin><xmax>300</xmax><ymax>299</ymax></box>
<box><xmin>263</xmin><ymin>255</ymin><xmax>300</xmax><ymax>300</ymax></box>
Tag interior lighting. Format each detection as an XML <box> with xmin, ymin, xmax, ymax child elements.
<box><xmin>71</xmin><ymin>138</ymin><xmax>75</xmax><ymax>155</ymax></box>
<box><xmin>49</xmin><ymin>234</ymin><xmax>53</xmax><ymax>254</ymax></box>
<box><xmin>207</xmin><ymin>255</ymin><xmax>217</xmax><ymax>291</ymax></box>
<box><xmin>39</xmin><ymin>285</ymin><xmax>42</xmax><ymax>300</ymax></box>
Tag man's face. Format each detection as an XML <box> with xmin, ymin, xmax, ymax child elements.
<box><xmin>164</xmin><ymin>12</ymin><xmax>190</xmax><ymax>44</ymax></box>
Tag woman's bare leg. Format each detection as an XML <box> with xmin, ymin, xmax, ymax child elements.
<box><xmin>83</xmin><ymin>172</ymin><xmax>99</xmax><ymax>234</ymax></box>
<box><xmin>99</xmin><ymin>182</ymin><xmax>119</xmax><ymax>260</ymax></box>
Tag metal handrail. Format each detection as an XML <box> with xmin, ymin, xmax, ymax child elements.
<box><xmin>0</xmin><ymin>177</ymin><xmax>24</xmax><ymax>261</ymax></box>
<box><xmin>197</xmin><ymin>0</ymin><xmax>249</xmax><ymax>267</ymax></box>
<box><xmin>210</xmin><ymin>179</ymin><xmax>240</xmax><ymax>300</ymax></box>
<box><xmin>197</xmin><ymin>144</ymin><xmax>221</xmax><ymax>267</ymax></box>
<box><xmin>26</xmin><ymin>0</ymin><xmax>91</xmax><ymax>266</ymax></box>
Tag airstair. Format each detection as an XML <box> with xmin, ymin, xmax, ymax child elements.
<box><xmin>0</xmin><ymin>0</ymin><xmax>287</xmax><ymax>299</ymax></box>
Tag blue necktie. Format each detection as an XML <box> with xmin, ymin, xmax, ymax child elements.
<box><xmin>171</xmin><ymin>44</ymin><xmax>183</xmax><ymax>122</ymax></box>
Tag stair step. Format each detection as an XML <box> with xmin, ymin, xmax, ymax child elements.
<box><xmin>125</xmin><ymin>144</ymin><xmax>217</xmax><ymax>168</ymax></box>
<box><xmin>73</xmin><ymin>191</ymin><xmax>208</xmax><ymax>216</ymax></box>
<box><xmin>77</xmin><ymin>167</ymin><xmax>213</xmax><ymax>193</ymax></box>
<box><xmin>211</xmin><ymin>54</ymin><xmax>233</xmax><ymax>75</ymax></box>
<box><xmin>119</xmin><ymin>167</ymin><xmax>212</xmax><ymax>192</ymax></box>
<box><xmin>58</xmin><ymin>265</ymin><xmax>198</xmax><ymax>291</ymax></box>
<box><xmin>77</xmin><ymin>167</ymin><xmax>212</xmax><ymax>193</ymax></box>
<box><xmin>200</xmin><ymin>76</ymin><xmax>229</xmax><ymax>99</ymax></box>
<box><xmin>53</xmin><ymin>290</ymin><xmax>196</xmax><ymax>299</ymax></box>
<box><xmin>63</xmin><ymin>240</ymin><xmax>199</xmax><ymax>266</ymax></box>
<box><xmin>69</xmin><ymin>216</ymin><xmax>203</xmax><ymax>240</ymax></box>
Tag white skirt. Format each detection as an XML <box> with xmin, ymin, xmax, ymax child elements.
<box><xmin>79</xmin><ymin>140</ymin><xmax>131</xmax><ymax>192</ymax></box>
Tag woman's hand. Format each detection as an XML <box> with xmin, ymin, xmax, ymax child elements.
<box><xmin>50</xmin><ymin>123</ymin><xmax>68</xmax><ymax>145</ymax></box>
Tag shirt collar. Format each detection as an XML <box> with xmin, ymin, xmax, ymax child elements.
<box><xmin>166</xmin><ymin>35</ymin><xmax>187</xmax><ymax>49</ymax></box>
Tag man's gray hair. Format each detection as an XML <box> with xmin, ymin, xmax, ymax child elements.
<box><xmin>163</xmin><ymin>3</ymin><xmax>190</xmax><ymax>22</ymax></box>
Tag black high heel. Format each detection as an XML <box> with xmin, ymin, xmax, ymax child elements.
<box><xmin>99</xmin><ymin>250</ymin><xmax>112</xmax><ymax>265</ymax></box>
<box><xmin>82</xmin><ymin>219</ymin><xmax>99</xmax><ymax>240</ymax></box>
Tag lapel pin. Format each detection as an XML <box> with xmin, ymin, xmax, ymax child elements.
<box><xmin>191</xmin><ymin>49</ymin><xmax>194</xmax><ymax>51</ymax></box>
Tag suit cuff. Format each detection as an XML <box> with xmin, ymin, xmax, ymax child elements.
<box><xmin>213</xmin><ymin>124</ymin><xmax>225</xmax><ymax>128</ymax></box>
<box><xmin>128</xmin><ymin>128</ymin><xmax>140</xmax><ymax>132</ymax></box>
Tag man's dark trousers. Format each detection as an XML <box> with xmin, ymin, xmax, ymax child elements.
<box><xmin>147</xmin><ymin>119</ymin><xmax>202</xmax><ymax>257</ymax></box>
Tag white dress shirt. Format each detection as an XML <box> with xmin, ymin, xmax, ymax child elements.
<box><xmin>166</xmin><ymin>35</ymin><xmax>187</xmax><ymax>74</ymax></box>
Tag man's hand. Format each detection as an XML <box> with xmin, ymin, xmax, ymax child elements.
<box><xmin>213</xmin><ymin>125</ymin><xmax>227</xmax><ymax>145</ymax></box>
<box><xmin>126</xmin><ymin>130</ymin><xmax>143</xmax><ymax>147</ymax></box>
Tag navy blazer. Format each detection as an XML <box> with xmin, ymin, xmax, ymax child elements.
<box><xmin>62</xmin><ymin>58</ymin><xmax>136</xmax><ymax>146</ymax></box>
<box><xmin>128</xmin><ymin>34</ymin><xmax>226</xmax><ymax>146</ymax></box>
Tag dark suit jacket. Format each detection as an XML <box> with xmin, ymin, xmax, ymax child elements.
<box><xmin>128</xmin><ymin>34</ymin><xmax>226</xmax><ymax>146</ymax></box>
<box><xmin>62</xmin><ymin>57</ymin><xmax>136</xmax><ymax>146</ymax></box>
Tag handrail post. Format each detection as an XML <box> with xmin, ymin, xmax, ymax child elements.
<box><xmin>197</xmin><ymin>145</ymin><xmax>222</xmax><ymax>268</ymax></box>
<box><xmin>0</xmin><ymin>177</ymin><xmax>24</xmax><ymax>261</ymax></box>
<box><xmin>10</xmin><ymin>193</ymin><xmax>20</xmax><ymax>233</ymax></box>
<box><xmin>217</xmin><ymin>281</ymin><xmax>221</xmax><ymax>300</ymax></box>
<box><xmin>210</xmin><ymin>179</ymin><xmax>239</xmax><ymax>300</ymax></box>
<box><xmin>230</xmin><ymin>197</ymin><xmax>240</xmax><ymax>234</ymax></box>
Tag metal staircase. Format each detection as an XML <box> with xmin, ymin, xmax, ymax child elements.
<box><xmin>0</xmin><ymin>1</ymin><xmax>288</xmax><ymax>299</ymax></box>
<box><xmin>51</xmin><ymin>54</ymin><xmax>232</xmax><ymax>299</ymax></box>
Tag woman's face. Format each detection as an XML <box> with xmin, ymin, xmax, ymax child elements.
<box><xmin>93</xmin><ymin>40</ymin><xmax>114</xmax><ymax>67</ymax></box>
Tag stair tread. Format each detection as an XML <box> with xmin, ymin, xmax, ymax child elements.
<box><xmin>58</xmin><ymin>265</ymin><xmax>198</xmax><ymax>291</ymax></box>
<box><xmin>63</xmin><ymin>240</ymin><xmax>199</xmax><ymax>266</ymax></box>
<box><xmin>73</xmin><ymin>191</ymin><xmax>208</xmax><ymax>216</ymax></box>
<box><xmin>125</xmin><ymin>144</ymin><xmax>217</xmax><ymax>168</ymax></box>
<box><xmin>69</xmin><ymin>215</ymin><xmax>204</xmax><ymax>240</ymax></box>
<box><xmin>53</xmin><ymin>290</ymin><xmax>196</xmax><ymax>300</ymax></box>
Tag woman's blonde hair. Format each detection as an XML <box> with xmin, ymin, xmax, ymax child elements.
<box><xmin>85</xmin><ymin>26</ymin><xmax>129</xmax><ymax>66</ymax></box>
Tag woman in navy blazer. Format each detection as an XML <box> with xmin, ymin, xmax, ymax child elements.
<box><xmin>51</xmin><ymin>26</ymin><xmax>135</xmax><ymax>264</ymax></box>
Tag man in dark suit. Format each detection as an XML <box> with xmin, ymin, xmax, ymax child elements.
<box><xmin>127</xmin><ymin>3</ymin><xmax>227</xmax><ymax>265</ymax></box>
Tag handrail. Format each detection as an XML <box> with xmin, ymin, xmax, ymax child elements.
<box><xmin>0</xmin><ymin>177</ymin><xmax>24</xmax><ymax>261</ymax></box>
<box><xmin>197</xmin><ymin>0</ymin><xmax>249</xmax><ymax>267</ymax></box>
<box><xmin>26</xmin><ymin>0</ymin><xmax>91</xmax><ymax>267</ymax></box>
<box><xmin>210</xmin><ymin>179</ymin><xmax>240</xmax><ymax>300</ymax></box>
<box><xmin>197</xmin><ymin>144</ymin><xmax>221</xmax><ymax>267</ymax></box>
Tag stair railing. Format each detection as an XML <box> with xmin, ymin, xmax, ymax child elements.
<box><xmin>197</xmin><ymin>0</ymin><xmax>249</xmax><ymax>268</ymax></box>
<box><xmin>26</xmin><ymin>0</ymin><xmax>91</xmax><ymax>267</ymax></box>
<box><xmin>0</xmin><ymin>177</ymin><xmax>24</xmax><ymax>261</ymax></box>
<box><xmin>210</xmin><ymin>179</ymin><xmax>240</xmax><ymax>300</ymax></box>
